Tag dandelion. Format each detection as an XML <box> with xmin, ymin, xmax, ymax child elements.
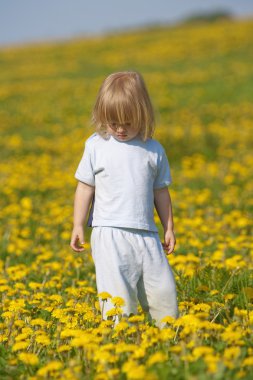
<box><xmin>12</xmin><ymin>341</ymin><xmax>29</xmax><ymax>352</ymax></box>
<box><xmin>98</xmin><ymin>292</ymin><xmax>112</xmax><ymax>301</ymax></box>
<box><xmin>221</xmin><ymin>329</ymin><xmax>245</xmax><ymax>345</ymax></box>
<box><xmin>192</xmin><ymin>346</ymin><xmax>214</xmax><ymax>359</ymax></box>
<box><xmin>242</xmin><ymin>357</ymin><xmax>253</xmax><ymax>367</ymax></box>
<box><xmin>111</xmin><ymin>296</ymin><xmax>125</xmax><ymax>307</ymax></box>
<box><xmin>70</xmin><ymin>334</ymin><xmax>93</xmax><ymax>348</ymax></box>
<box><xmin>115</xmin><ymin>343</ymin><xmax>139</xmax><ymax>354</ymax></box>
<box><xmin>159</xmin><ymin>328</ymin><xmax>174</xmax><ymax>341</ymax></box>
<box><xmin>15</xmin><ymin>333</ymin><xmax>30</xmax><ymax>341</ymax></box>
<box><xmin>192</xmin><ymin>303</ymin><xmax>211</xmax><ymax>313</ymax></box>
<box><xmin>35</xmin><ymin>334</ymin><xmax>51</xmax><ymax>346</ymax></box>
<box><xmin>223</xmin><ymin>347</ymin><xmax>241</xmax><ymax>369</ymax></box>
<box><xmin>147</xmin><ymin>352</ymin><xmax>167</xmax><ymax>367</ymax></box>
<box><xmin>122</xmin><ymin>360</ymin><xmax>147</xmax><ymax>379</ymax></box>
<box><xmin>37</xmin><ymin>361</ymin><xmax>63</xmax><ymax>376</ymax></box>
<box><xmin>132</xmin><ymin>347</ymin><xmax>146</xmax><ymax>359</ymax></box>
<box><xmin>106</xmin><ymin>307</ymin><xmax>123</xmax><ymax>317</ymax></box>
<box><xmin>57</xmin><ymin>344</ymin><xmax>72</xmax><ymax>353</ymax></box>
<box><xmin>18</xmin><ymin>352</ymin><xmax>39</xmax><ymax>366</ymax></box>
<box><xmin>204</xmin><ymin>354</ymin><xmax>220</xmax><ymax>374</ymax></box>
<box><xmin>223</xmin><ymin>293</ymin><xmax>236</xmax><ymax>301</ymax></box>
<box><xmin>243</xmin><ymin>287</ymin><xmax>253</xmax><ymax>301</ymax></box>
<box><xmin>2</xmin><ymin>311</ymin><xmax>13</xmax><ymax>319</ymax></box>
<box><xmin>161</xmin><ymin>315</ymin><xmax>176</xmax><ymax>324</ymax></box>
<box><xmin>30</xmin><ymin>318</ymin><xmax>47</xmax><ymax>327</ymax></box>
<box><xmin>128</xmin><ymin>315</ymin><xmax>144</xmax><ymax>323</ymax></box>
<box><xmin>114</xmin><ymin>321</ymin><xmax>129</xmax><ymax>332</ymax></box>
<box><xmin>169</xmin><ymin>345</ymin><xmax>182</xmax><ymax>354</ymax></box>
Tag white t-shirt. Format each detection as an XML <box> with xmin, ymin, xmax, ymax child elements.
<box><xmin>75</xmin><ymin>133</ymin><xmax>172</xmax><ymax>232</ymax></box>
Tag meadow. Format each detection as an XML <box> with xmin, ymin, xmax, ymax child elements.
<box><xmin>0</xmin><ymin>17</ymin><xmax>253</xmax><ymax>379</ymax></box>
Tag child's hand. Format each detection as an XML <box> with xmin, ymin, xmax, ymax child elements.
<box><xmin>70</xmin><ymin>227</ymin><xmax>86</xmax><ymax>252</ymax></box>
<box><xmin>162</xmin><ymin>229</ymin><xmax>176</xmax><ymax>255</ymax></box>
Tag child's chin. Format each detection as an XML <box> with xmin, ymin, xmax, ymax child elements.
<box><xmin>116</xmin><ymin>135</ymin><xmax>129</xmax><ymax>141</ymax></box>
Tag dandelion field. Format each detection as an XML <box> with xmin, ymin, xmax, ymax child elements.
<box><xmin>0</xmin><ymin>17</ymin><xmax>253</xmax><ymax>379</ymax></box>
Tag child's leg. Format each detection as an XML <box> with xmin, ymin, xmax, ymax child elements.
<box><xmin>90</xmin><ymin>227</ymin><xmax>143</xmax><ymax>321</ymax></box>
<box><xmin>137</xmin><ymin>231</ymin><xmax>179</xmax><ymax>328</ymax></box>
<box><xmin>136</xmin><ymin>275</ymin><xmax>152</xmax><ymax>323</ymax></box>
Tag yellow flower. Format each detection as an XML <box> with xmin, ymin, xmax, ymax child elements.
<box><xmin>223</xmin><ymin>346</ymin><xmax>241</xmax><ymax>360</ymax></box>
<box><xmin>35</xmin><ymin>334</ymin><xmax>51</xmax><ymax>346</ymax></box>
<box><xmin>93</xmin><ymin>350</ymin><xmax>111</xmax><ymax>364</ymax></box>
<box><xmin>122</xmin><ymin>360</ymin><xmax>146</xmax><ymax>379</ymax></box>
<box><xmin>161</xmin><ymin>315</ymin><xmax>176</xmax><ymax>324</ymax></box>
<box><xmin>99</xmin><ymin>327</ymin><xmax>111</xmax><ymax>336</ymax></box>
<box><xmin>192</xmin><ymin>303</ymin><xmax>211</xmax><ymax>313</ymax></box>
<box><xmin>128</xmin><ymin>315</ymin><xmax>144</xmax><ymax>323</ymax></box>
<box><xmin>242</xmin><ymin>357</ymin><xmax>253</xmax><ymax>367</ymax></box>
<box><xmin>147</xmin><ymin>352</ymin><xmax>167</xmax><ymax>367</ymax></box>
<box><xmin>99</xmin><ymin>320</ymin><xmax>115</xmax><ymax>328</ymax></box>
<box><xmin>98</xmin><ymin>292</ymin><xmax>112</xmax><ymax>301</ymax></box>
<box><xmin>125</xmin><ymin>326</ymin><xmax>137</xmax><ymax>335</ymax></box>
<box><xmin>107</xmin><ymin>369</ymin><xmax>120</xmax><ymax>377</ymax></box>
<box><xmin>20</xmin><ymin>197</ymin><xmax>32</xmax><ymax>209</ymax></box>
<box><xmin>225</xmin><ymin>255</ymin><xmax>246</xmax><ymax>270</ymax></box>
<box><xmin>100</xmin><ymin>343</ymin><xmax>115</xmax><ymax>352</ymax></box>
<box><xmin>127</xmin><ymin>366</ymin><xmax>147</xmax><ymax>379</ymax></box>
<box><xmin>0</xmin><ymin>335</ymin><xmax>8</xmax><ymax>343</ymax></box>
<box><xmin>132</xmin><ymin>347</ymin><xmax>146</xmax><ymax>359</ymax></box>
<box><xmin>243</xmin><ymin>287</ymin><xmax>253</xmax><ymax>301</ymax></box>
<box><xmin>111</xmin><ymin>296</ymin><xmax>125</xmax><ymax>306</ymax></box>
<box><xmin>14</xmin><ymin>320</ymin><xmax>25</xmax><ymax>328</ymax></box>
<box><xmin>22</xmin><ymin>327</ymin><xmax>33</xmax><ymax>335</ymax></box>
<box><xmin>30</xmin><ymin>318</ymin><xmax>47</xmax><ymax>327</ymax></box>
<box><xmin>115</xmin><ymin>343</ymin><xmax>138</xmax><ymax>354</ymax></box>
<box><xmin>221</xmin><ymin>329</ymin><xmax>244</xmax><ymax>345</ymax></box>
<box><xmin>223</xmin><ymin>346</ymin><xmax>241</xmax><ymax>369</ymax></box>
<box><xmin>18</xmin><ymin>352</ymin><xmax>39</xmax><ymax>366</ymax></box>
<box><xmin>28</xmin><ymin>282</ymin><xmax>42</xmax><ymax>290</ymax></box>
<box><xmin>192</xmin><ymin>346</ymin><xmax>214</xmax><ymax>359</ymax></box>
<box><xmin>48</xmin><ymin>294</ymin><xmax>63</xmax><ymax>303</ymax></box>
<box><xmin>169</xmin><ymin>345</ymin><xmax>182</xmax><ymax>354</ymax></box>
<box><xmin>2</xmin><ymin>311</ymin><xmax>14</xmax><ymax>319</ymax></box>
<box><xmin>223</xmin><ymin>293</ymin><xmax>235</xmax><ymax>301</ymax></box>
<box><xmin>114</xmin><ymin>321</ymin><xmax>129</xmax><ymax>332</ymax></box>
<box><xmin>37</xmin><ymin>361</ymin><xmax>63</xmax><ymax>376</ymax></box>
<box><xmin>15</xmin><ymin>333</ymin><xmax>30</xmax><ymax>341</ymax></box>
<box><xmin>210</xmin><ymin>290</ymin><xmax>219</xmax><ymax>295</ymax></box>
<box><xmin>204</xmin><ymin>354</ymin><xmax>220</xmax><ymax>374</ymax></box>
<box><xmin>106</xmin><ymin>307</ymin><xmax>123</xmax><ymax>317</ymax></box>
<box><xmin>94</xmin><ymin>374</ymin><xmax>108</xmax><ymax>380</ymax></box>
<box><xmin>12</xmin><ymin>341</ymin><xmax>29</xmax><ymax>352</ymax></box>
<box><xmin>57</xmin><ymin>344</ymin><xmax>72</xmax><ymax>353</ymax></box>
<box><xmin>60</xmin><ymin>329</ymin><xmax>82</xmax><ymax>338</ymax></box>
<box><xmin>159</xmin><ymin>328</ymin><xmax>174</xmax><ymax>341</ymax></box>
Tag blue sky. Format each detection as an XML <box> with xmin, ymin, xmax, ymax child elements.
<box><xmin>0</xmin><ymin>0</ymin><xmax>253</xmax><ymax>46</ymax></box>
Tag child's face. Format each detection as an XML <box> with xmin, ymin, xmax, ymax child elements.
<box><xmin>107</xmin><ymin>122</ymin><xmax>140</xmax><ymax>142</ymax></box>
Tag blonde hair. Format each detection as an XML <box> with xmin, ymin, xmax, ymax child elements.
<box><xmin>91</xmin><ymin>71</ymin><xmax>155</xmax><ymax>141</ymax></box>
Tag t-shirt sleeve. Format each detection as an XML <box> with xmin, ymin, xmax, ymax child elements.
<box><xmin>74</xmin><ymin>142</ymin><xmax>95</xmax><ymax>186</ymax></box>
<box><xmin>153</xmin><ymin>148</ymin><xmax>172</xmax><ymax>189</ymax></box>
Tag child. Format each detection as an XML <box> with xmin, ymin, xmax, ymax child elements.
<box><xmin>70</xmin><ymin>71</ymin><xmax>179</xmax><ymax>328</ymax></box>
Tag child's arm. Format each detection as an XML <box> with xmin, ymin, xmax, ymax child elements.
<box><xmin>154</xmin><ymin>187</ymin><xmax>176</xmax><ymax>255</ymax></box>
<box><xmin>70</xmin><ymin>181</ymin><xmax>95</xmax><ymax>252</ymax></box>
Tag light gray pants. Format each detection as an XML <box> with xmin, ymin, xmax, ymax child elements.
<box><xmin>90</xmin><ymin>226</ymin><xmax>179</xmax><ymax>328</ymax></box>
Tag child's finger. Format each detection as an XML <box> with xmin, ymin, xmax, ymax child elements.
<box><xmin>70</xmin><ymin>236</ymin><xmax>85</xmax><ymax>252</ymax></box>
<box><xmin>162</xmin><ymin>242</ymin><xmax>175</xmax><ymax>255</ymax></box>
<box><xmin>162</xmin><ymin>242</ymin><xmax>170</xmax><ymax>251</ymax></box>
